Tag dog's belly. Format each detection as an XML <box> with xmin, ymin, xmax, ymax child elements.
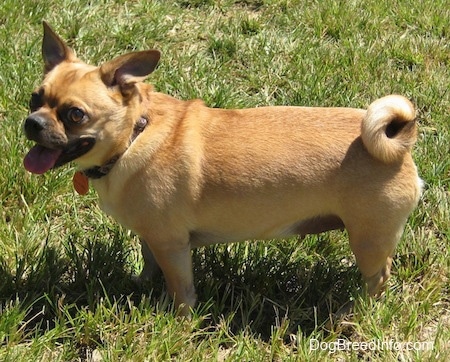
<box><xmin>189</xmin><ymin>214</ymin><xmax>344</xmax><ymax>248</ymax></box>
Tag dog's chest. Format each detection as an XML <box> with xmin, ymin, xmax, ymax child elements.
<box><xmin>92</xmin><ymin>179</ymin><xmax>131</xmax><ymax>226</ymax></box>
<box><xmin>91</xmin><ymin>175</ymin><xmax>167</xmax><ymax>235</ymax></box>
<box><xmin>96</xmin><ymin>193</ymin><xmax>126</xmax><ymax>225</ymax></box>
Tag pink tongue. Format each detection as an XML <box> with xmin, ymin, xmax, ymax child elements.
<box><xmin>23</xmin><ymin>145</ymin><xmax>62</xmax><ymax>174</ymax></box>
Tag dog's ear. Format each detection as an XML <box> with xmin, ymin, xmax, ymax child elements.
<box><xmin>42</xmin><ymin>21</ymin><xmax>77</xmax><ymax>73</ymax></box>
<box><xmin>99</xmin><ymin>50</ymin><xmax>161</xmax><ymax>94</ymax></box>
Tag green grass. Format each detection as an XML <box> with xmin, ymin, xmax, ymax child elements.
<box><xmin>0</xmin><ymin>0</ymin><xmax>449</xmax><ymax>360</ymax></box>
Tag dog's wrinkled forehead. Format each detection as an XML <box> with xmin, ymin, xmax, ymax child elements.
<box><xmin>45</xmin><ymin>62</ymin><xmax>97</xmax><ymax>90</ymax></box>
<box><xmin>33</xmin><ymin>62</ymin><xmax>98</xmax><ymax>108</ymax></box>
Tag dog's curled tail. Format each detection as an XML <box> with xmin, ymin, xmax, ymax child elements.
<box><xmin>361</xmin><ymin>95</ymin><xmax>417</xmax><ymax>163</ymax></box>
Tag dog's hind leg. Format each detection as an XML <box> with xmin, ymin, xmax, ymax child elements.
<box><xmin>346</xmin><ymin>222</ymin><xmax>406</xmax><ymax>296</ymax></box>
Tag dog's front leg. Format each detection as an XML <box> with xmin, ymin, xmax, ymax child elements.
<box><xmin>150</xmin><ymin>242</ymin><xmax>196</xmax><ymax>316</ymax></box>
<box><xmin>138</xmin><ymin>238</ymin><xmax>161</xmax><ymax>281</ymax></box>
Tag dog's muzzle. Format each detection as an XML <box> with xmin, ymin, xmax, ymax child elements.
<box><xmin>23</xmin><ymin>114</ymin><xmax>96</xmax><ymax>174</ymax></box>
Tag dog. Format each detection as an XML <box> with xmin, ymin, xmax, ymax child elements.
<box><xmin>23</xmin><ymin>22</ymin><xmax>422</xmax><ymax>316</ymax></box>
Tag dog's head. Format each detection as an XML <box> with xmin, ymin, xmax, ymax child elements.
<box><xmin>23</xmin><ymin>22</ymin><xmax>160</xmax><ymax>174</ymax></box>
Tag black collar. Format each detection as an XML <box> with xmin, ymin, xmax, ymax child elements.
<box><xmin>82</xmin><ymin>116</ymin><xmax>148</xmax><ymax>179</ymax></box>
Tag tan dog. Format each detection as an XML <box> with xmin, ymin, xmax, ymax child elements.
<box><xmin>24</xmin><ymin>22</ymin><xmax>422</xmax><ymax>315</ymax></box>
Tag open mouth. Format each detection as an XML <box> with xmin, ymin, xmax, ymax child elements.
<box><xmin>24</xmin><ymin>137</ymin><xmax>96</xmax><ymax>174</ymax></box>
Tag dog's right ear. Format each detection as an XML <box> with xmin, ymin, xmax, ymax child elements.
<box><xmin>42</xmin><ymin>21</ymin><xmax>77</xmax><ymax>73</ymax></box>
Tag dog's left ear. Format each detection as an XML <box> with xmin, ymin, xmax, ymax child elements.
<box><xmin>100</xmin><ymin>50</ymin><xmax>161</xmax><ymax>95</ymax></box>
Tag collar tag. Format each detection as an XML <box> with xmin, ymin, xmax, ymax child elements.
<box><xmin>73</xmin><ymin>171</ymin><xmax>89</xmax><ymax>195</ymax></box>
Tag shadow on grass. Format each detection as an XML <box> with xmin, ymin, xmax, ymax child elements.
<box><xmin>0</xmin><ymin>233</ymin><xmax>159</xmax><ymax>337</ymax></box>
<box><xmin>193</xmin><ymin>237</ymin><xmax>362</xmax><ymax>339</ymax></box>
<box><xmin>0</xmin><ymin>232</ymin><xmax>361</xmax><ymax>342</ymax></box>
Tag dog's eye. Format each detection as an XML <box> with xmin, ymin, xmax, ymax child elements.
<box><xmin>67</xmin><ymin>108</ymin><xmax>86</xmax><ymax>124</ymax></box>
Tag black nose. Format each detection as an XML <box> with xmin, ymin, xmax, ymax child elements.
<box><xmin>24</xmin><ymin>114</ymin><xmax>46</xmax><ymax>140</ymax></box>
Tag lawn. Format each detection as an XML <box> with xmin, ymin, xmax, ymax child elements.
<box><xmin>0</xmin><ymin>0</ymin><xmax>449</xmax><ymax>360</ymax></box>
